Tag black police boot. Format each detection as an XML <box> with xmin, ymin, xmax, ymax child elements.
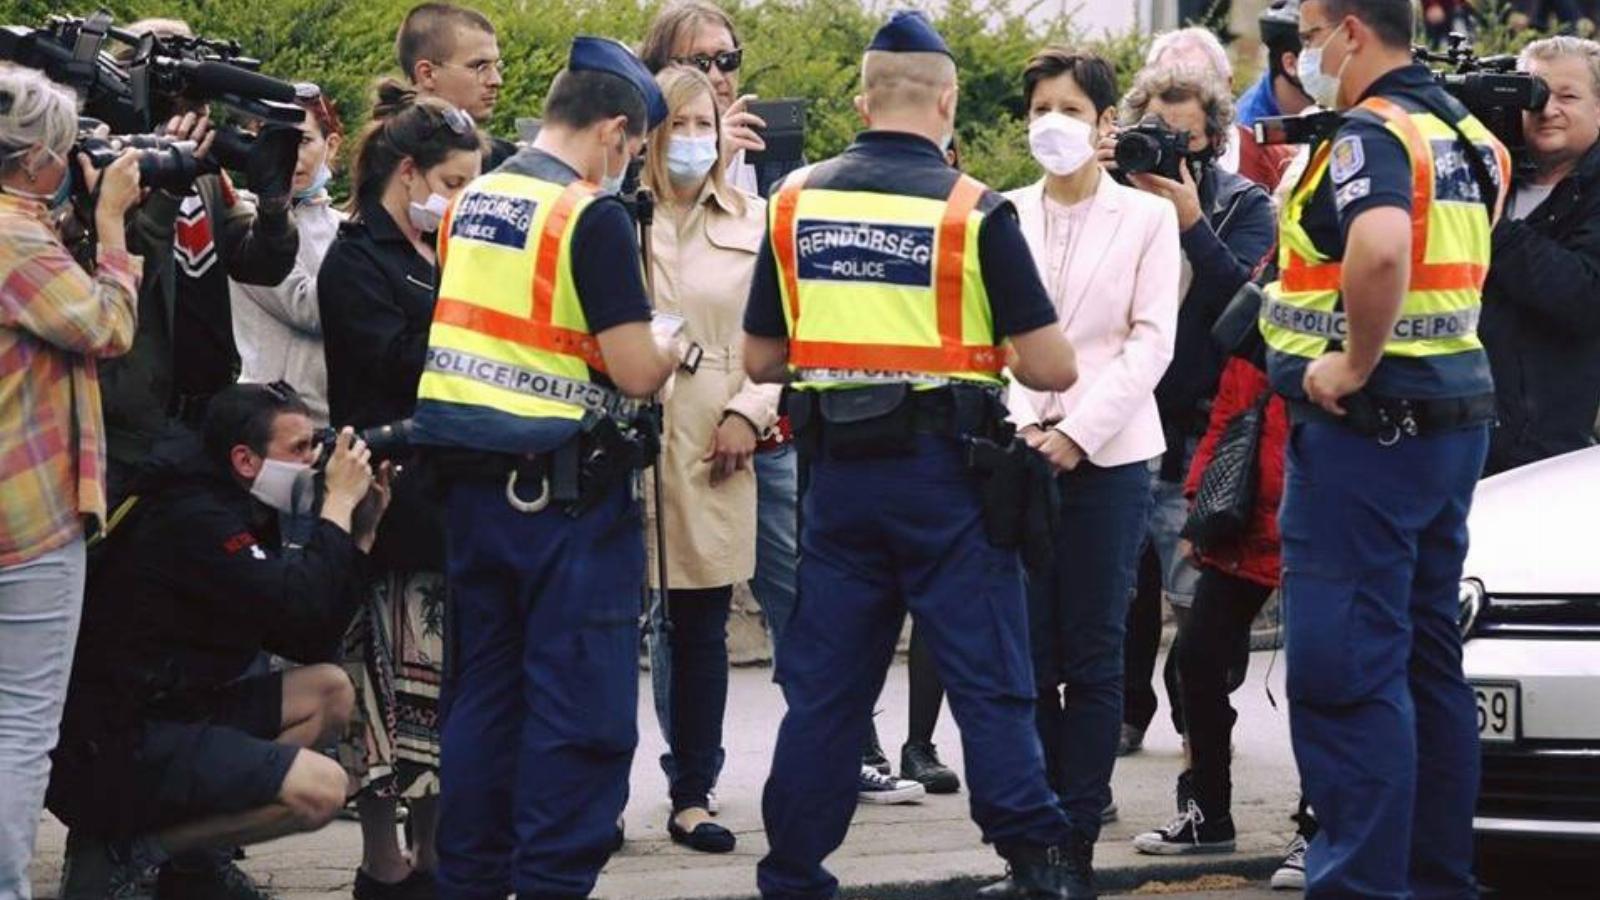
<box><xmin>974</xmin><ymin>841</ymin><xmax>1097</xmax><ymax>900</ymax></box>
<box><xmin>155</xmin><ymin>858</ymin><xmax>275</xmax><ymax>900</ymax></box>
<box><xmin>901</xmin><ymin>741</ymin><xmax>961</xmax><ymax>794</ymax></box>
<box><xmin>863</xmin><ymin>724</ymin><xmax>891</xmax><ymax>776</ymax></box>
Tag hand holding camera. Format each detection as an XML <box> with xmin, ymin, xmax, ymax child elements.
<box><xmin>320</xmin><ymin>427</ymin><xmax>375</xmax><ymax>524</ymax></box>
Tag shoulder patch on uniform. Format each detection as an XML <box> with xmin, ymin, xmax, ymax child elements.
<box><xmin>450</xmin><ymin>191</ymin><xmax>537</xmax><ymax>249</ymax></box>
<box><xmin>1334</xmin><ymin>177</ymin><xmax>1372</xmax><ymax>211</ymax></box>
<box><xmin>1329</xmin><ymin>135</ymin><xmax>1364</xmax><ymax>185</ymax></box>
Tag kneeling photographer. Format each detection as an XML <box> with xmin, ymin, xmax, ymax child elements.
<box><xmin>1101</xmin><ymin>64</ymin><xmax>1274</xmax><ymax>755</ymax></box>
<box><xmin>47</xmin><ymin>383</ymin><xmax>390</xmax><ymax>898</ymax></box>
<box><xmin>1479</xmin><ymin>36</ymin><xmax>1600</xmax><ymax>474</ymax></box>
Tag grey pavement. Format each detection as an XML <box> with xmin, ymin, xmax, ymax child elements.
<box><xmin>30</xmin><ymin>648</ymin><xmax>1303</xmax><ymax>899</ymax></box>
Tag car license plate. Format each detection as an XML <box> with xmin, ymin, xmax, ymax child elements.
<box><xmin>1474</xmin><ymin>682</ymin><xmax>1519</xmax><ymax>744</ymax></box>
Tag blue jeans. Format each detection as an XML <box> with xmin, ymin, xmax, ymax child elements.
<box><xmin>759</xmin><ymin>437</ymin><xmax>1068</xmax><ymax>899</ymax></box>
<box><xmin>753</xmin><ymin>444</ymin><xmax>799</xmax><ymax>658</ymax></box>
<box><xmin>0</xmin><ymin>537</ymin><xmax>86</xmax><ymax>900</ymax></box>
<box><xmin>1028</xmin><ymin>461</ymin><xmax>1153</xmax><ymax>844</ymax></box>
<box><xmin>1282</xmin><ymin>422</ymin><xmax>1486</xmax><ymax>899</ymax></box>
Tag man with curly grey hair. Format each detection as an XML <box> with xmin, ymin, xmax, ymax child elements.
<box><xmin>1110</xmin><ymin>65</ymin><xmax>1275</xmax><ymax>817</ymax></box>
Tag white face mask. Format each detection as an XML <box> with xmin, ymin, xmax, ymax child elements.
<box><xmin>407</xmin><ymin>190</ymin><xmax>450</xmax><ymax>234</ymax></box>
<box><xmin>1297</xmin><ymin>26</ymin><xmax>1348</xmax><ymax>110</ymax></box>
<box><xmin>599</xmin><ymin>133</ymin><xmax>628</xmax><ymax>196</ymax></box>
<box><xmin>249</xmin><ymin>458</ymin><xmax>316</xmax><ymax>516</ymax></box>
<box><xmin>666</xmin><ymin>134</ymin><xmax>718</xmax><ymax>184</ymax></box>
<box><xmin>1028</xmin><ymin>112</ymin><xmax>1096</xmax><ymax>177</ymax></box>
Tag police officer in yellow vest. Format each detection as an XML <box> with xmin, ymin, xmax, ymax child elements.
<box><xmin>1259</xmin><ymin>2</ymin><xmax>1510</xmax><ymax>896</ymax></box>
<box><xmin>742</xmin><ymin>11</ymin><xmax>1090</xmax><ymax>899</ymax></box>
<box><xmin>410</xmin><ymin>37</ymin><xmax>678</xmax><ymax>899</ymax></box>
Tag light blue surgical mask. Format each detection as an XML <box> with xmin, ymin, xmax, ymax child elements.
<box><xmin>666</xmin><ymin>134</ymin><xmax>718</xmax><ymax>184</ymax></box>
<box><xmin>294</xmin><ymin>162</ymin><xmax>331</xmax><ymax>202</ymax></box>
<box><xmin>599</xmin><ymin>135</ymin><xmax>627</xmax><ymax>196</ymax></box>
<box><xmin>1297</xmin><ymin>25</ymin><xmax>1347</xmax><ymax>110</ymax></box>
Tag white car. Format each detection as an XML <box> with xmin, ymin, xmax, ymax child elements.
<box><xmin>1461</xmin><ymin>445</ymin><xmax>1600</xmax><ymax>872</ymax></box>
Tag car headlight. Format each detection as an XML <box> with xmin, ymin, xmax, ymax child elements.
<box><xmin>1458</xmin><ymin>578</ymin><xmax>1485</xmax><ymax>639</ymax></box>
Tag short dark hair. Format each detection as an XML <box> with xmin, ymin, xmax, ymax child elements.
<box><xmin>1321</xmin><ymin>0</ymin><xmax>1412</xmax><ymax>50</ymax></box>
<box><xmin>639</xmin><ymin>1</ymin><xmax>741</xmax><ymax>75</ymax></box>
<box><xmin>396</xmin><ymin>2</ymin><xmax>497</xmax><ymax>81</ymax></box>
<box><xmin>1022</xmin><ymin>48</ymin><xmax>1118</xmax><ymax>116</ymax></box>
<box><xmin>542</xmin><ymin>69</ymin><xmax>648</xmax><ymax>136</ymax></box>
<box><xmin>204</xmin><ymin>383</ymin><xmax>312</xmax><ymax>473</ymax></box>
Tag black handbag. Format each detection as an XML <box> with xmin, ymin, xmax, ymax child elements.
<box><xmin>1182</xmin><ymin>391</ymin><xmax>1270</xmax><ymax>551</ymax></box>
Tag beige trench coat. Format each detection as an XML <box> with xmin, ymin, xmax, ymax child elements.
<box><xmin>645</xmin><ymin>181</ymin><xmax>780</xmax><ymax>589</ymax></box>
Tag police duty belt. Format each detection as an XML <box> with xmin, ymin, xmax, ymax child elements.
<box><xmin>1262</xmin><ymin>299</ymin><xmax>1480</xmax><ymax>342</ymax></box>
<box><xmin>425</xmin><ymin>348</ymin><xmax>644</xmax><ymax>419</ymax></box>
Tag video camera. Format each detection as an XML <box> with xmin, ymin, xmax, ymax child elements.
<box><xmin>1</xmin><ymin>8</ymin><xmax>305</xmax><ymax>209</ymax></box>
<box><xmin>1114</xmin><ymin>116</ymin><xmax>1200</xmax><ymax>182</ymax></box>
<box><xmin>1416</xmin><ymin>32</ymin><xmax>1548</xmax><ymax>154</ymax></box>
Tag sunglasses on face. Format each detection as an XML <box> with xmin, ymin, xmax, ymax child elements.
<box><xmin>671</xmin><ymin>48</ymin><xmax>743</xmax><ymax>74</ymax></box>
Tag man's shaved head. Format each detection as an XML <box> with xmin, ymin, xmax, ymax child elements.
<box><xmin>861</xmin><ymin>50</ymin><xmax>957</xmax><ymax>114</ymax></box>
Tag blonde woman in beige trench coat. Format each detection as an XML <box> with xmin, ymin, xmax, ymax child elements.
<box><xmin>642</xmin><ymin>66</ymin><xmax>781</xmax><ymax>855</ymax></box>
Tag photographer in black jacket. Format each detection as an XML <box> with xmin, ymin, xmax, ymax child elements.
<box><xmin>1106</xmin><ymin>64</ymin><xmax>1275</xmax><ymax>757</ymax></box>
<box><xmin>48</xmin><ymin>383</ymin><xmax>390</xmax><ymax>899</ymax></box>
<box><xmin>1481</xmin><ymin>35</ymin><xmax>1600</xmax><ymax>474</ymax></box>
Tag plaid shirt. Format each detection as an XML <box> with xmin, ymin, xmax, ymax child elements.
<box><xmin>0</xmin><ymin>195</ymin><xmax>139</xmax><ymax>567</ymax></box>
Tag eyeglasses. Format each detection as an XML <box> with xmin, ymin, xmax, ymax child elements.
<box><xmin>671</xmin><ymin>48</ymin><xmax>743</xmax><ymax>75</ymax></box>
<box><xmin>439</xmin><ymin>59</ymin><xmax>504</xmax><ymax>81</ymax></box>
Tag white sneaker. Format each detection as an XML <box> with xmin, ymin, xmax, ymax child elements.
<box><xmin>857</xmin><ymin>764</ymin><xmax>926</xmax><ymax>804</ymax></box>
<box><xmin>1271</xmin><ymin>833</ymin><xmax>1308</xmax><ymax>890</ymax></box>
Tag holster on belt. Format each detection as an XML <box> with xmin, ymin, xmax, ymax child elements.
<box><xmin>564</xmin><ymin>408</ymin><xmax>660</xmax><ymax>518</ymax></box>
<box><xmin>965</xmin><ymin>435</ymin><xmax>1059</xmax><ymax>574</ymax></box>
<box><xmin>785</xmin><ymin>383</ymin><xmax>1009</xmax><ymax>461</ymax></box>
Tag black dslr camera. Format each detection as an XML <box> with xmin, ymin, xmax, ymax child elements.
<box><xmin>1416</xmin><ymin>32</ymin><xmax>1549</xmax><ymax>155</ymax></box>
<box><xmin>312</xmin><ymin>420</ymin><xmax>414</xmax><ymax>466</ymax></box>
<box><xmin>1114</xmin><ymin>116</ymin><xmax>1194</xmax><ymax>181</ymax></box>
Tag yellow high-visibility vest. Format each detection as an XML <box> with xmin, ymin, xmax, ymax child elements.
<box><xmin>771</xmin><ymin>168</ymin><xmax>1005</xmax><ymax>391</ymax></box>
<box><xmin>1261</xmin><ymin>96</ymin><xmax>1510</xmax><ymax>375</ymax></box>
<box><xmin>413</xmin><ymin>171</ymin><xmax>639</xmax><ymax>452</ymax></box>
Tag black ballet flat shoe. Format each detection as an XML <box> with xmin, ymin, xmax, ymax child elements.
<box><xmin>667</xmin><ymin>813</ymin><xmax>736</xmax><ymax>854</ymax></box>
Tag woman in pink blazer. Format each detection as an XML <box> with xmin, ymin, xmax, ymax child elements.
<box><xmin>1004</xmin><ymin>47</ymin><xmax>1179</xmax><ymax>874</ymax></box>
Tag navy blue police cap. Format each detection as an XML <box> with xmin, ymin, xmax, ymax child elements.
<box><xmin>569</xmin><ymin>36</ymin><xmax>668</xmax><ymax>129</ymax></box>
<box><xmin>867</xmin><ymin>10</ymin><xmax>953</xmax><ymax>58</ymax></box>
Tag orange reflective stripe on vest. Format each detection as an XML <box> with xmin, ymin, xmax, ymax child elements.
<box><xmin>1281</xmin><ymin>96</ymin><xmax>1506</xmax><ymax>295</ymax></box>
<box><xmin>775</xmin><ymin>173</ymin><xmax>1003</xmax><ymax>374</ymax></box>
<box><xmin>431</xmin><ymin>181</ymin><xmax>607</xmax><ymax>372</ymax></box>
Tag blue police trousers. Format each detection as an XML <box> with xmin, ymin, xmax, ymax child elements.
<box><xmin>758</xmin><ymin>437</ymin><xmax>1070</xmax><ymax>899</ymax></box>
<box><xmin>1280</xmin><ymin>421</ymin><xmax>1487</xmax><ymax>900</ymax></box>
<box><xmin>436</xmin><ymin>478</ymin><xmax>644</xmax><ymax>900</ymax></box>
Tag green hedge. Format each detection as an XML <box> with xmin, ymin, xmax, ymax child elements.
<box><xmin>0</xmin><ymin>0</ymin><xmax>1157</xmax><ymax>190</ymax></box>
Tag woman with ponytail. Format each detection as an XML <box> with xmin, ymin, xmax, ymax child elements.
<box><xmin>317</xmin><ymin>77</ymin><xmax>482</xmax><ymax>899</ymax></box>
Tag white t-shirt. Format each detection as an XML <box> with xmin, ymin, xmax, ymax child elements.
<box><xmin>1510</xmin><ymin>183</ymin><xmax>1555</xmax><ymax>221</ymax></box>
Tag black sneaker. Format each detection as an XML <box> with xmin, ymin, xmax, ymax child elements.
<box><xmin>901</xmin><ymin>741</ymin><xmax>961</xmax><ymax>794</ymax></box>
<box><xmin>1132</xmin><ymin>800</ymin><xmax>1237</xmax><ymax>856</ymax></box>
<box><xmin>863</xmin><ymin>732</ymin><xmax>891</xmax><ymax>776</ymax></box>
<box><xmin>858</xmin><ymin>764</ymin><xmax>926</xmax><ymax>804</ymax></box>
<box><xmin>1116</xmin><ymin>724</ymin><xmax>1144</xmax><ymax>757</ymax></box>
<box><xmin>156</xmin><ymin>859</ymin><xmax>275</xmax><ymax>900</ymax></box>
<box><xmin>1271</xmin><ymin>833</ymin><xmax>1308</xmax><ymax>890</ymax></box>
<box><xmin>59</xmin><ymin>832</ymin><xmax>148</xmax><ymax>900</ymax></box>
<box><xmin>1175</xmin><ymin>769</ymin><xmax>1195</xmax><ymax>814</ymax></box>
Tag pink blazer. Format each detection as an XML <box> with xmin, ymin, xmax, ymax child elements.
<box><xmin>1004</xmin><ymin>173</ymin><xmax>1180</xmax><ymax>469</ymax></box>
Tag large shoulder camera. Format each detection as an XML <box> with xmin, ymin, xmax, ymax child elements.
<box><xmin>1416</xmin><ymin>32</ymin><xmax>1548</xmax><ymax>156</ymax></box>
<box><xmin>1114</xmin><ymin>116</ymin><xmax>1196</xmax><ymax>182</ymax></box>
<box><xmin>1</xmin><ymin>10</ymin><xmax>304</xmax><ymax>208</ymax></box>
